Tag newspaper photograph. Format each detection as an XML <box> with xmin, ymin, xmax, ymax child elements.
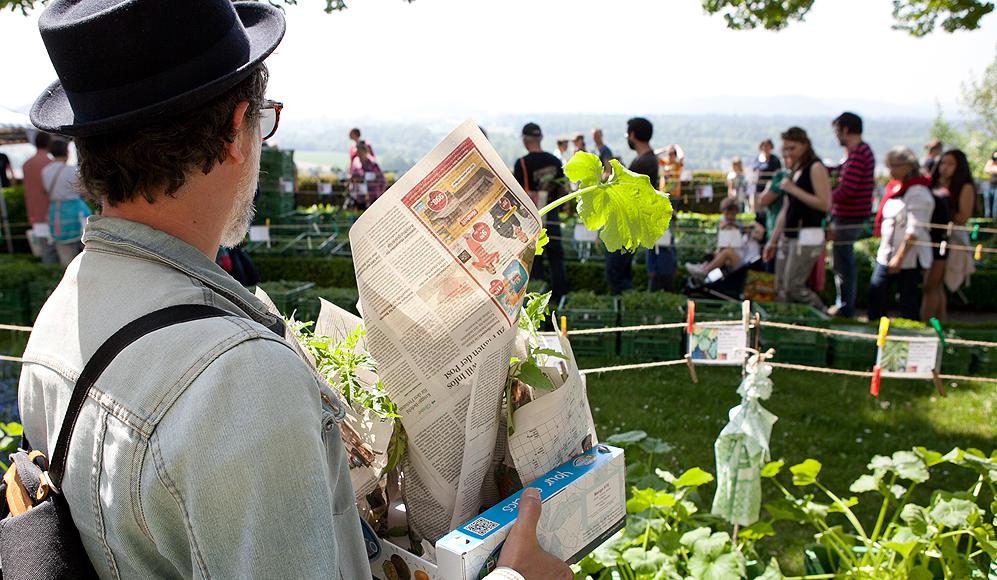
<box><xmin>349</xmin><ymin>120</ymin><xmax>542</xmax><ymax>540</ymax></box>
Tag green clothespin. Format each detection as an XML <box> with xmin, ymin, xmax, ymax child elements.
<box><xmin>971</xmin><ymin>224</ymin><xmax>980</xmax><ymax>241</ymax></box>
<box><xmin>929</xmin><ymin>317</ymin><xmax>946</xmax><ymax>348</ymax></box>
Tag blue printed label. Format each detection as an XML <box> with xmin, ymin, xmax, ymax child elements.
<box><xmin>456</xmin><ymin>445</ymin><xmax>617</xmax><ymax>540</ymax></box>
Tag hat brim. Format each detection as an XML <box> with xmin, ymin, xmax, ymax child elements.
<box><xmin>30</xmin><ymin>2</ymin><xmax>285</xmax><ymax>137</ymax></box>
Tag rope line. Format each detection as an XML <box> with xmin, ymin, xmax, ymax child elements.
<box><xmin>567</xmin><ymin>320</ymin><xmax>743</xmax><ymax>336</ymax></box>
<box><xmin>580</xmin><ymin>359</ymin><xmax>688</xmax><ymax>375</ymax></box>
<box><xmin>0</xmin><ymin>324</ymin><xmax>32</xmax><ymax>332</ymax></box>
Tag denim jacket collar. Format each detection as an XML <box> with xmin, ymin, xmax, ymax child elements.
<box><xmin>82</xmin><ymin>215</ymin><xmax>283</xmax><ymax>334</ymax></box>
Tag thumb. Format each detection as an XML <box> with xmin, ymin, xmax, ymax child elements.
<box><xmin>510</xmin><ymin>487</ymin><xmax>542</xmax><ymax>541</ymax></box>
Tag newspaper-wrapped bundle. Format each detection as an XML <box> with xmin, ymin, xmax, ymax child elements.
<box><xmin>349</xmin><ymin>121</ymin><xmax>544</xmax><ymax>540</ymax></box>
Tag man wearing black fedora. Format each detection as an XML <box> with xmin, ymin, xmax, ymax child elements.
<box><xmin>17</xmin><ymin>1</ymin><xmax>568</xmax><ymax>579</ymax></box>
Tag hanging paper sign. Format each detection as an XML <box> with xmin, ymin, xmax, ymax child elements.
<box><xmin>680</xmin><ymin>169</ymin><xmax>693</xmax><ymax>182</ymax></box>
<box><xmin>697</xmin><ymin>184</ymin><xmax>714</xmax><ymax>200</ymax></box>
<box><xmin>280</xmin><ymin>179</ymin><xmax>294</xmax><ymax>193</ymax></box>
<box><xmin>717</xmin><ymin>228</ymin><xmax>741</xmax><ymax>249</ymax></box>
<box><xmin>248</xmin><ymin>225</ymin><xmax>271</xmax><ymax>243</ymax></box>
<box><xmin>318</xmin><ymin>182</ymin><xmax>333</xmax><ymax>195</ymax></box>
<box><xmin>655</xmin><ymin>230</ymin><xmax>672</xmax><ymax>247</ymax></box>
<box><xmin>876</xmin><ymin>336</ymin><xmax>941</xmax><ymax>379</ymax></box>
<box><xmin>687</xmin><ymin>323</ymin><xmax>747</xmax><ymax>366</ymax></box>
<box><xmin>573</xmin><ymin>223</ymin><xmax>598</xmax><ymax>242</ymax></box>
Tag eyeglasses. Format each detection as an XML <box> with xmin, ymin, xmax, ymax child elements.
<box><xmin>259</xmin><ymin>99</ymin><xmax>283</xmax><ymax>142</ymax></box>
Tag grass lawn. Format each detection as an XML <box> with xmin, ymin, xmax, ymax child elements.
<box><xmin>581</xmin><ymin>357</ymin><xmax>997</xmax><ymax>575</ymax></box>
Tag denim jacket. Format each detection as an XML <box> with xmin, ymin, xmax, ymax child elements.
<box><xmin>18</xmin><ymin>216</ymin><xmax>372</xmax><ymax>579</ymax></box>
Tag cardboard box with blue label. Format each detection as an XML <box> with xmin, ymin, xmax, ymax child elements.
<box><xmin>370</xmin><ymin>444</ymin><xmax>626</xmax><ymax>580</ymax></box>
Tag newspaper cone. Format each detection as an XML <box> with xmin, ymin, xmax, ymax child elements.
<box><xmin>711</xmin><ymin>349</ymin><xmax>778</xmax><ymax>527</ymax></box>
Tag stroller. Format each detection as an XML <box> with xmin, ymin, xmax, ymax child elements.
<box><xmin>683</xmin><ymin>255</ymin><xmax>761</xmax><ymax>301</ymax></box>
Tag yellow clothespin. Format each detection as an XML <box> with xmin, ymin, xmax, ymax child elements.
<box><xmin>975</xmin><ymin>244</ymin><xmax>983</xmax><ymax>261</ymax></box>
<box><xmin>877</xmin><ymin>316</ymin><xmax>890</xmax><ymax>348</ymax></box>
<box><xmin>939</xmin><ymin>240</ymin><xmax>947</xmax><ymax>257</ymax></box>
<box><xmin>560</xmin><ymin>315</ymin><xmax>567</xmax><ymax>337</ymax></box>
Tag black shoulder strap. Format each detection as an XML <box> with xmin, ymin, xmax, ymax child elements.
<box><xmin>48</xmin><ymin>304</ymin><xmax>230</xmax><ymax>486</ymax></box>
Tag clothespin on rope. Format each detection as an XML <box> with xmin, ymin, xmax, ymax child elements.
<box><xmin>929</xmin><ymin>317</ymin><xmax>946</xmax><ymax>348</ymax></box>
<box><xmin>265</xmin><ymin>218</ymin><xmax>272</xmax><ymax>248</ymax></box>
<box><xmin>560</xmin><ymin>315</ymin><xmax>567</xmax><ymax>337</ymax></box>
<box><xmin>975</xmin><ymin>244</ymin><xmax>983</xmax><ymax>261</ymax></box>
<box><xmin>971</xmin><ymin>223</ymin><xmax>980</xmax><ymax>241</ymax></box>
<box><xmin>741</xmin><ymin>300</ymin><xmax>751</xmax><ymax>334</ymax></box>
<box><xmin>877</xmin><ymin>316</ymin><xmax>890</xmax><ymax>348</ymax></box>
<box><xmin>684</xmin><ymin>354</ymin><xmax>699</xmax><ymax>384</ymax></box>
<box><xmin>686</xmin><ymin>300</ymin><xmax>696</xmax><ymax>335</ymax></box>
<box><xmin>870</xmin><ymin>365</ymin><xmax>881</xmax><ymax>397</ymax></box>
<box><xmin>939</xmin><ymin>240</ymin><xmax>947</xmax><ymax>257</ymax></box>
<box><xmin>946</xmin><ymin>222</ymin><xmax>953</xmax><ymax>238</ymax></box>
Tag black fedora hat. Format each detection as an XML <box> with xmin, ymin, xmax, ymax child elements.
<box><xmin>31</xmin><ymin>0</ymin><xmax>285</xmax><ymax>137</ymax></box>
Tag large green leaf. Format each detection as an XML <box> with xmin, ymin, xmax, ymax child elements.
<box><xmin>930</xmin><ymin>494</ymin><xmax>982</xmax><ymax>529</ymax></box>
<box><xmin>790</xmin><ymin>459</ymin><xmax>822</xmax><ymax>486</ymax></box>
<box><xmin>571</xmin><ymin>158</ymin><xmax>673</xmax><ymax>252</ymax></box>
<box><xmin>606</xmin><ymin>430</ymin><xmax>648</xmax><ymax>445</ymax></box>
<box><xmin>673</xmin><ymin>467</ymin><xmax>715</xmax><ymax>488</ymax></box>
<box><xmin>760</xmin><ymin>460</ymin><xmax>784</xmax><ymax>478</ymax></box>
<box><xmin>892</xmin><ymin>450</ymin><xmax>929</xmax><ymax>483</ymax></box>
<box><xmin>563</xmin><ymin>151</ymin><xmax>603</xmax><ymax>189</ymax></box>
<box><xmin>849</xmin><ymin>474</ymin><xmax>882</xmax><ymax>494</ymax></box>
<box><xmin>688</xmin><ymin>550</ymin><xmax>744</xmax><ymax>580</ymax></box>
<box><xmin>621</xmin><ymin>546</ymin><xmax>669</xmax><ymax>575</ymax></box>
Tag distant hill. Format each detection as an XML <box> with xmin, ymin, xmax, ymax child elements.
<box><xmin>276</xmin><ymin>112</ymin><xmax>933</xmax><ymax>174</ymax></box>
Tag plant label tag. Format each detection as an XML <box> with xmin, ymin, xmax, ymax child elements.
<box><xmin>318</xmin><ymin>182</ymin><xmax>333</xmax><ymax>195</ymax></box>
<box><xmin>876</xmin><ymin>336</ymin><xmax>940</xmax><ymax>379</ymax></box>
<box><xmin>798</xmin><ymin>227</ymin><xmax>825</xmax><ymax>246</ymax></box>
<box><xmin>248</xmin><ymin>225</ymin><xmax>270</xmax><ymax>242</ymax></box>
<box><xmin>687</xmin><ymin>323</ymin><xmax>748</xmax><ymax>366</ymax></box>
<box><xmin>717</xmin><ymin>229</ymin><xmax>741</xmax><ymax>249</ymax></box>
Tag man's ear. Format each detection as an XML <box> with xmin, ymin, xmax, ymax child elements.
<box><xmin>226</xmin><ymin>101</ymin><xmax>253</xmax><ymax>164</ymax></box>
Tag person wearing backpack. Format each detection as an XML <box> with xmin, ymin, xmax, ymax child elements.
<box><xmin>8</xmin><ymin>2</ymin><xmax>568</xmax><ymax>579</ymax></box>
<box><xmin>40</xmin><ymin>138</ymin><xmax>91</xmax><ymax>267</ymax></box>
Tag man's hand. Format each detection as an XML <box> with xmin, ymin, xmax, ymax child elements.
<box><xmin>496</xmin><ymin>488</ymin><xmax>572</xmax><ymax>580</ymax></box>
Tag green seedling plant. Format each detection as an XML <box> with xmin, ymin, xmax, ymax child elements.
<box><xmin>505</xmin><ymin>291</ymin><xmax>566</xmax><ymax>434</ymax></box>
<box><xmin>0</xmin><ymin>422</ymin><xmax>23</xmax><ymax>471</ymax></box>
<box><xmin>762</xmin><ymin>447</ymin><xmax>997</xmax><ymax>579</ymax></box>
<box><xmin>289</xmin><ymin>320</ymin><xmax>407</xmax><ymax>471</ymax></box>
<box><xmin>575</xmin><ymin>430</ymin><xmax>784</xmax><ymax>580</ymax></box>
<box><xmin>535</xmin><ymin>151</ymin><xmax>673</xmax><ymax>255</ymax></box>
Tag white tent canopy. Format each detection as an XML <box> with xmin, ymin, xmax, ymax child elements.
<box><xmin>0</xmin><ymin>105</ymin><xmax>33</xmax><ymax>145</ymax></box>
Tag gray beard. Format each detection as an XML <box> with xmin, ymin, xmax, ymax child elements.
<box><xmin>220</xmin><ymin>140</ymin><xmax>261</xmax><ymax>248</ymax></box>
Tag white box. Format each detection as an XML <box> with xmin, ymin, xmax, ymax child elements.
<box><xmin>370</xmin><ymin>445</ymin><xmax>626</xmax><ymax>580</ymax></box>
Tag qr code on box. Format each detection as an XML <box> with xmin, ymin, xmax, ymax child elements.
<box><xmin>465</xmin><ymin>517</ymin><xmax>500</xmax><ymax>537</ymax></box>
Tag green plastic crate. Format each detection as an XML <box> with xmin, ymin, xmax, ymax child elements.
<box><xmin>618</xmin><ymin>302</ymin><xmax>685</xmax><ymax>360</ymax></box>
<box><xmin>558</xmin><ymin>294</ymin><xmax>618</xmax><ymax>357</ymax></box>
<box><xmin>690</xmin><ymin>299</ymin><xmax>766</xmax><ymax>322</ymax></box>
<box><xmin>955</xmin><ymin>328</ymin><xmax>997</xmax><ymax>377</ymax></box>
<box><xmin>760</xmin><ymin>303</ymin><xmax>830</xmax><ymax>366</ymax></box>
<box><xmin>257</xmin><ymin>281</ymin><xmax>315</xmax><ymax>317</ymax></box>
<box><xmin>829</xmin><ymin>324</ymin><xmax>878</xmax><ymax>371</ymax></box>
